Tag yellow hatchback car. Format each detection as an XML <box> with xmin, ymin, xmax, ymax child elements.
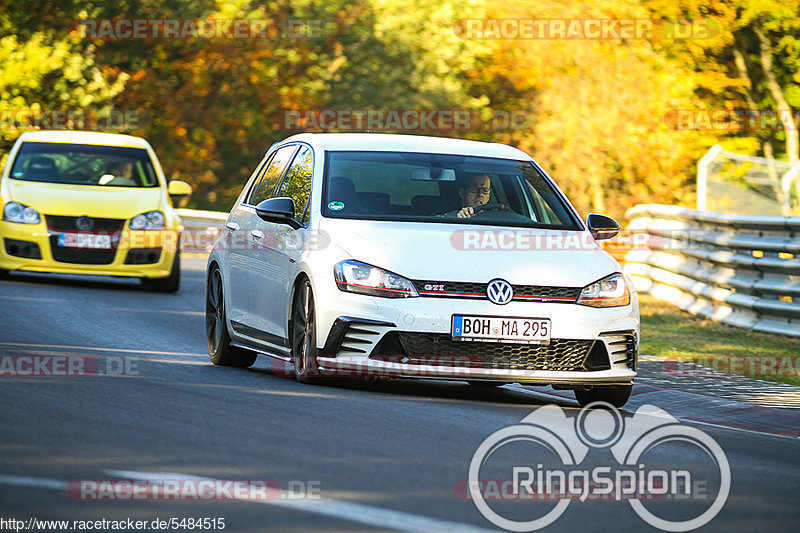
<box><xmin>0</xmin><ymin>130</ymin><xmax>192</xmax><ymax>291</ymax></box>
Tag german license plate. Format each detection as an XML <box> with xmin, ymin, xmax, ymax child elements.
<box><xmin>57</xmin><ymin>233</ymin><xmax>112</xmax><ymax>249</ymax></box>
<box><xmin>452</xmin><ymin>315</ymin><xmax>551</xmax><ymax>344</ymax></box>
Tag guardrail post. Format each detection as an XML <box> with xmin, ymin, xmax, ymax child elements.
<box><xmin>696</xmin><ymin>145</ymin><xmax>724</xmax><ymax>211</ymax></box>
<box><xmin>781</xmin><ymin>162</ymin><xmax>800</xmax><ymax>215</ymax></box>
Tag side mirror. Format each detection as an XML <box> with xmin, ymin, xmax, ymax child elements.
<box><xmin>255</xmin><ymin>197</ymin><xmax>301</xmax><ymax>229</ymax></box>
<box><xmin>586</xmin><ymin>213</ymin><xmax>620</xmax><ymax>240</ymax></box>
<box><xmin>168</xmin><ymin>180</ymin><xmax>193</xmax><ymax>198</ymax></box>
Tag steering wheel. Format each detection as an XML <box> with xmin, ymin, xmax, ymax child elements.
<box><xmin>472</xmin><ymin>202</ymin><xmax>507</xmax><ymax>214</ymax></box>
<box><xmin>439</xmin><ymin>203</ymin><xmax>507</xmax><ymax>217</ymax></box>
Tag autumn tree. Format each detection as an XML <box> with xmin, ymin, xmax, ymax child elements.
<box><xmin>0</xmin><ymin>2</ymin><xmax>128</xmax><ymax>150</ymax></box>
<box><xmin>467</xmin><ymin>0</ymin><xmax>708</xmax><ymax>218</ymax></box>
<box><xmin>642</xmin><ymin>0</ymin><xmax>800</xmax><ymax>164</ymax></box>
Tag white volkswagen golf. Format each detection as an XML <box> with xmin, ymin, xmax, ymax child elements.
<box><xmin>206</xmin><ymin>133</ymin><xmax>639</xmax><ymax>407</ymax></box>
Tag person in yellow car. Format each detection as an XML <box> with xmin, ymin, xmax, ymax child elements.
<box><xmin>99</xmin><ymin>161</ymin><xmax>137</xmax><ymax>186</ymax></box>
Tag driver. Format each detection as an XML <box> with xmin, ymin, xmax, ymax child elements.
<box><xmin>110</xmin><ymin>161</ymin><xmax>135</xmax><ymax>182</ymax></box>
<box><xmin>99</xmin><ymin>161</ymin><xmax>136</xmax><ymax>186</ymax></box>
<box><xmin>456</xmin><ymin>173</ymin><xmax>491</xmax><ymax>218</ymax></box>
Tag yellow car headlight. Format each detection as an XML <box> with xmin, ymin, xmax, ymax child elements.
<box><xmin>129</xmin><ymin>210</ymin><xmax>165</xmax><ymax>230</ymax></box>
<box><xmin>3</xmin><ymin>202</ymin><xmax>41</xmax><ymax>224</ymax></box>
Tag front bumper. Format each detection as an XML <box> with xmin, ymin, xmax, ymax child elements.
<box><xmin>311</xmin><ymin>278</ymin><xmax>639</xmax><ymax>386</ymax></box>
<box><xmin>0</xmin><ymin>221</ymin><xmax>179</xmax><ymax>278</ymax></box>
<box><xmin>317</xmin><ymin>356</ymin><xmax>636</xmax><ymax>385</ymax></box>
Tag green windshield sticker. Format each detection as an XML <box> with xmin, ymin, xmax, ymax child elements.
<box><xmin>328</xmin><ymin>201</ymin><xmax>345</xmax><ymax>211</ymax></box>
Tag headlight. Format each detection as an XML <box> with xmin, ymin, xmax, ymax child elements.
<box><xmin>334</xmin><ymin>260</ymin><xmax>419</xmax><ymax>298</ymax></box>
<box><xmin>3</xmin><ymin>202</ymin><xmax>41</xmax><ymax>224</ymax></box>
<box><xmin>129</xmin><ymin>210</ymin><xmax>165</xmax><ymax>230</ymax></box>
<box><xmin>577</xmin><ymin>273</ymin><xmax>630</xmax><ymax>307</ymax></box>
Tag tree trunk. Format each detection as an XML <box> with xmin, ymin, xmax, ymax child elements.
<box><xmin>732</xmin><ymin>45</ymin><xmax>757</xmax><ymax>110</ymax></box>
<box><xmin>754</xmin><ymin>24</ymin><xmax>799</xmax><ymax>164</ymax></box>
<box><xmin>732</xmin><ymin>44</ymin><xmax>782</xmax><ymax>201</ymax></box>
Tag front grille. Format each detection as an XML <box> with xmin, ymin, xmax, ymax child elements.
<box><xmin>45</xmin><ymin>215</ymin><xmax>125</xmax><ymax>232</ymax></box>
<box><xmin>49</xmin><ymin>236</ymin><xmax>117</xmax><ymax>264</ymax></box>
<box><xmin>514</xmin><ymin>285</ymin><xmax>582</xmax><ymax>300</ymax></box>
<box><xmin>413</xmin><ymin>281</ymin><xmax>485</xmax><ymax>297</ymax></box>
<box><xmin>412</xmin><ymin>280</ymin><xmax>581</xmax><ymax>302</ymax></box>
<box><xmin>391</xmin><ymin>332</ymin><xmax>594</xmax><ymax>371</ymax></box>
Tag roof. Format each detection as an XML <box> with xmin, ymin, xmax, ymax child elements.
<box><xmin>15</xmin><ymin>130</ymin><xmax>152</xmax><ymax>150</ymax></box>
<box><xmin>279</xmin><ymin>133</ymin><xmax>531</xmax><ymax>160</ymax></box>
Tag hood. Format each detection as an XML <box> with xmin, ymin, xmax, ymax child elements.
<box><xmin>322</xmin><ymin>218</ymin><xmax>620</xmax><ymax>287</ymax></box>
<box><xmin>5</xmin><ymin>180</ymin><xmax>165</xmax><ymax>220</ymax></box>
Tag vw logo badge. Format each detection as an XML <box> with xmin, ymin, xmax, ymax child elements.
<box><xmin>75</xmin><ymin>216</ymin><xmax>94</xmax><ymax>231</ymax></box>
<box><xmin>486</xmin><ymin>279</ymin><xmax>513</xmax><ymax>305</ymax></box>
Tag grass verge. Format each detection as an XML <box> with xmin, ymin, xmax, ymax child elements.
<box><xmin>638</xmin><ymin>293</ymin><xmax>800</xmax><ymax>386</ymax></box>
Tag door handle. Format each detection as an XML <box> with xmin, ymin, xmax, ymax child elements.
<box><xmin>226</xmin><ymin>222</ymin><xmax>239</xmax><ymax>231</ymax></box>
<box><xmin>250</xmin><ymin>230</ymin><xmax>263</xmax><ymax>240</ymax></box>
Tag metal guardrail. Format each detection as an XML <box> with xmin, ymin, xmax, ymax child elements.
<box><xmin>175</xmin><ymin>208</ymin><xmax>227</xmax><ymax>252</ymax></box>
<box><xmin>176</xmin><ymin>208</ymin><xmax>227</xmax><ymax>229</ymax></box>
<box><xmin>623</xmin><ymin>204</ymin><xmax>800</xmax><ymax>337</ymax></box>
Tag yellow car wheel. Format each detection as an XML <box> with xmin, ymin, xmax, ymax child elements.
<box><xmin>141</xmin><ymin>249</ymin><xmax>181</xmax><ymax>293</ymax></box>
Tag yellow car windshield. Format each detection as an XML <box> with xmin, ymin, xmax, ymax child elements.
<box><xmin>10</xmin><ymin>142</ymin><xmax>158</xmax><ymax>188</ymax></box>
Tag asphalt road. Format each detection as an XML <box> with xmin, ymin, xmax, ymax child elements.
<box><xmin>0</xmin><ymin>256</ymin><xmax>798</xmax><ymax>532</ymax></box>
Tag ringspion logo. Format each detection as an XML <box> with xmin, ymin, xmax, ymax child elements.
<box><xmin>466</xmin><ymin>403</ymin><xmax>729</xmax><ymax>531</ymax></box>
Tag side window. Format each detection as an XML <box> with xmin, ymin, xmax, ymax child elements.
<box><xmin>247</xmin><ymin>145</ymin><xmax>298</xmax><ymax>206</ymax></box>
<box><xmin>242</xmin><ymin>153</ymin><xmax>273</xmax><ymax>203</ymax></box>
<box><xmin>276</xmin><ymin>145</ymin><xmax>313</xmax><ymax>223</ymax></box>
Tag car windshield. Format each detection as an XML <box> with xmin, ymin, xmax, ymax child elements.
<box><xmin>9</xmin><ymin>142</ymin><xmax>159</xmax><ymax>188</ymax></box>
<box><xmin>322</xmin><ymin>151</ymin><xmax>582</xmax><ymax>229</ymax></box>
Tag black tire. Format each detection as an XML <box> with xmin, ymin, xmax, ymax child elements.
<box><xmin>0</xmin><ymin>269</ymin><xmax>9</xmax><ymax>280</ymax></box>
<box><xmin>206</xmin><ymin>266</ymin><xmax>257</xmax><ymax>367</ymax></box>
<box><xmin>291</xmin><ymin>279</ymin><xmax>322</xmax><ymax>384</ymax></box>
<box><xmin>467</xmin><ymin>380</ymin><xmax>506</xmax><ymax>387</ymax></box>
<box><xmin>142</xmin><ymin>250</ymin><xmax>181</xmax><ymax>293</ymax></box>
<box><xmin>574</xmin><ymin>385</ymin><xmax>632</xmax><ymax>408</ymax></box>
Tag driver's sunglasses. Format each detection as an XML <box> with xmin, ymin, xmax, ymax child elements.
<box><xmin>467</xmin><ymin>187</ymin><xmax>491</xmax><ymax>196</ymax></box>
